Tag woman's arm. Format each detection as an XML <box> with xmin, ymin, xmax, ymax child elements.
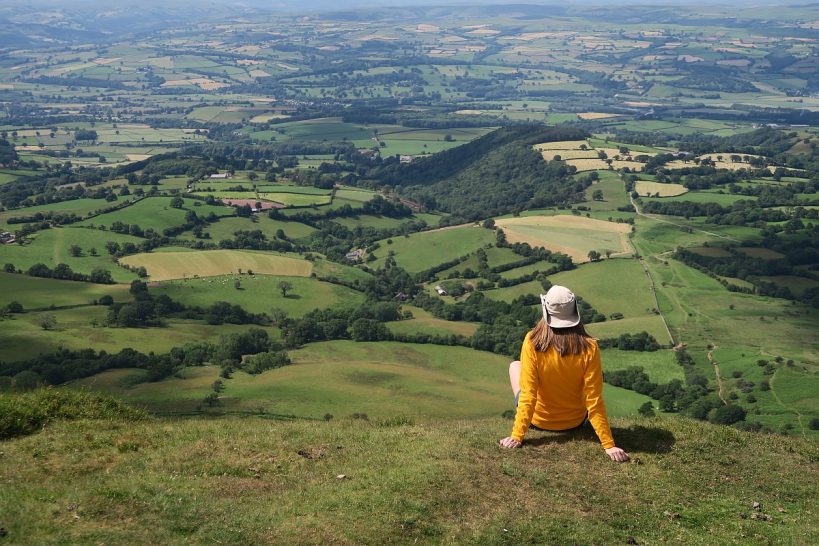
<box><xmin>501</xmin><ymin>335</ymin><xmax>539</xmax><ymax>447</ymax></box>
<box><xmin>582</xmin><ymin>343</ymin><xmax>624</xmax><ymax>457</ymax></box>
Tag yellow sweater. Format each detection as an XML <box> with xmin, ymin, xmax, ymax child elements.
<box><xmin>511</xmin><ymin>333</ymin><xmax>615</xmax><ymax>449</ymax></box>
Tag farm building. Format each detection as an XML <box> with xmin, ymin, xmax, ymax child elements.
<box><xmin>209</xmin><ymin>173</ymin><xmax>233</xmax><ymax>179</ymax></box>
<box><xmin>434</xmin><ymin>285</ymin><xmax>448</xmax><ymax>296</ymax></box>
<box><xmin>399</xmin><ymin>155</ymin><xmax>414</xmax><ymax>164</ymax></box>
<box><xmin>346</xmin><ymin>248</ymin><xmax>366</xmax><ymax>262</ymax></box>
<box><xmin>0</xmin><ymin>231</ymin><xmax>15</xmax><ymax>245</ymax></box>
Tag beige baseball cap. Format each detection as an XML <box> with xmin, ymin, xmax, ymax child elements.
<box><xmin>540</xmin><ymin>285</ymin><xmax>580</xmax><ymax>328</ymax></box>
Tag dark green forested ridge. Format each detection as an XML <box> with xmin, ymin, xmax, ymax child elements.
<box><xmin>366</xmin><ymin>125</ymin><xmax>590</xmax><ymax>221</ymax></box>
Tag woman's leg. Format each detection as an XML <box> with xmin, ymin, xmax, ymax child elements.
<box><xmin>508</xmin><ymin>360</ymin><xmax>521</xmax><ymax>396</ymax></box>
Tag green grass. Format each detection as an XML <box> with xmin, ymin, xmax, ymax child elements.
<box><xmin>370</xmin><ymin>225</ymin><xmax>495</xmax><ymax>272</ymax></box>
<box><xmin>0</xmin><ymin>198</ymin><xmax>126</xmax><ymax>229</ymax></box>
<box><xmin>632</xmin><ymin>216</ymin><xmax>819</xmax><ymax>428</ymax></box>
<box><xmin>0</xmin><ymin>272</ymin><xmax>130</xmax><ymax>309</ymax></box>
<box><xmin>150</xmin><ymin>275</ymin><xmax>366</xmax><ymax>317</ymax></box>
<box><xmin>600</xmin><ymin>348</ymin><xmax>684</xmax><ymax>384</ymax></box>
<box><xmin>643</xmin><ymin>192</ymin><xmax>755</xmax><ymax>206</ymax></box>
<box><xmin>550</xmin><ymin>258</ymin><xmax>672</xmax><ymax>342</ymax></box>
<box><xmin>77</xmin><ymin>197</ymin><xmax>231</xmax><ymax>232</ymax></box>
<box><xmin>581</xmin><ymin>171</ymin><xmax>631</xmax><ymax>211</ymax></box>
<box><xmin>0</xmin><ymin>407</ymin><xmax>815</xmax><ymax>544</ymax></box>
<box><xmin>259</xmin><ymin>193</ymin><xmax>332</xmax><ymax>207</ymax></box>
<box><xmin>333</xmin><ymin>188</ymin><xmax>378</xmax><ymax>202</ymax></box>
<box><xmin>178</xmin><ymin>215</ymin><xmax>316</xmax><ymax>242</ymax></box>
<box><xmin>386</xmin><ymin>306</ymin><xmax>479</xmax><ymax>338</ymax></box>
<box><xmin>0</xmin><ymin>227</ymin><xmax>141</xmax><ymax>282</ymax></box>
<box><xmin>0</xmin><ymin>305</ymin><xmax>275</xmax><ymax>362</ymax></box>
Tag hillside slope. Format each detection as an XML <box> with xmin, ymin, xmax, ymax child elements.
<box><xmin>1</xmin><ymin>396</ymin><xmax>817</xmax><ymax>545</ymax></box>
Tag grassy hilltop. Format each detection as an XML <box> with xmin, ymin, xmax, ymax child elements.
<box><xmin>0</xmin><ymin>391</ymin><xmax>817</xmax><ymax>545</ymax></box>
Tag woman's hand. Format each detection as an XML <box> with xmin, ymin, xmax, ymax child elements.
<box><xmin>605</xmin><ymin>446</ymin><xmax>630</xmax><ymax>462</ymax></box>
<box><xmin>499</xmin><ymin>437</ymin><xmax>522</xmax><ymax>449</ymax></box>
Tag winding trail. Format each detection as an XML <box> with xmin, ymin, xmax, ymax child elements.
<box><xmin>622</xmin><ymin>214</ymin><xmax>675</xmax><ymax>346</ymax></box>
<box><xmin>52</xmin><ymin>228</ymin><xmax>64</xmax><ymax>263</ymax></box>
<box><xmin>707</xmin><ymin>345</ymin><xmax>728</xmax><ymax>405</ymax></box>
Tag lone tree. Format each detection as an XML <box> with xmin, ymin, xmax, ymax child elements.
<box><xmin>587</xmin><ymin>250</ymin><xmax>601</xmax><ymax>262</ymax></box>
<box><xmin>69</xmin><ymin>244</ymin><xmax>82</xmax><ymax>257</ymax></box>
<box><xmin>278</xmin><ymin>280</ymin><xmax>294</xmax><ymax>297</ymax></box>
<box><xmin>39</xmin><ymin>314</ymin><xmax>57</xmax><ymax>330</ymax></box>
<box><xmin>638</xmin><ymin>401</ymin><xmax>655</xmax><ymax>417</ymax></box>
<box><xmin>592</xmin><ymin>189</ymin><xmax>604</xmax><ymax>201</ymax></box>
<box><xmin>170</xmin><ymin>196</ymin><xmax>184</xmax><ymax>209</ymax></box>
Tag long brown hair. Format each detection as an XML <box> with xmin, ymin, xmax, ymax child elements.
<box><xmin>529</xmin><ymin>318</ymin><xmax>593</xmax><ymax>355</ymax></box>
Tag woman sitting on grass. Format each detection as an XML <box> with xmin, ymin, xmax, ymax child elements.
<box><xmin>499</xmin><ymin>285</ymin><xmax>630</xmax><ymax>462</ymax></box>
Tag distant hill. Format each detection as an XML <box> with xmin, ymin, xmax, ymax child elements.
<box><xmin>372</xmin><ymin>125</ymin><xmax>590</xmax><ymax>222</ymax></box>
<box><xmin>0</xmin><ymin>389</ymin><xmax>817</xmax><ymax>544</ymax></box>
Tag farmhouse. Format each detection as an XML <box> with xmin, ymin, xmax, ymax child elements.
<box><xmin>399</xmin><ymin>155</ymin><xmax>414</xmax><ymax>164</ymax></box>
<box><xmin>0</xmin><ymin>231</ymin><xmax>15</xmax><ymax>244</ymax></box>
<box><xmin>346</xmin><ymin>248</ymin><xmax>365</xmax><ymax>262</ymax></box>
<box><xmin>434</xmin><ymin>285</ymin><xmax>448</xmax><ymax>296</ymax></box>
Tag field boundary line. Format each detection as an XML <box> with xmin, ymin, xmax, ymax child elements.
<box><xmin>770</xmin><ymin>368</ymin><xmax>806</xmax><ymax>437</ymax></box>
<box><xmin>629</xmin><ymin>193</ymin><xmax>740</xmax><ymax>243</ymax></box>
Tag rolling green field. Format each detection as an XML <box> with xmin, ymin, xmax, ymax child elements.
<box><xmin>386</xmin><ymin>306</ymin><xmax>480</xmax><ymax>338</ymax></box>
<box><xmin>70</xmin><ymin>340</ymin><xmax>655</xmax><ymax>419</ymax></box>
<box><xmin>0</xmin><ymin>272</ymin><xmax>130</xmax><ymax>309</ymax></box>
<box><xmin>177</xmin><ymin>215</ymin><xmax>316</xmax><ymax>242</ymax></box>
<box><xmin>370</xmin><ymin>225</ymin><xmax>496</xmax><ymax>272</ymax></box>
<box><xmin>0</xmin><ymin>305</ymin><xmax>275</xmax><ymax>362</ymax></box>
<box><xmin>150</xmin><ymin>274</ymin><xmax>366</xmax><ymax>317</ymax></box>
<box><xmin>0</xmin><ymin>227</ymin><xmax>142</xmax><ymax>282</ymax></box>
<box><xmin>77</xmin><ymin>197</ymin><xmax>231</xmax><ymax>232</ymax></box>
<box><xmin>0</xmin><ymin>197</ymin><xmax>126</xmax><ymax>228</ymax></box>
<box><xmin>550</xmin><ymin>258</ymin><xmax>671</xmax><ymax>342</ymax></box>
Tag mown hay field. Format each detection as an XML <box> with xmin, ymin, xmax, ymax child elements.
<box><xmin>495</xmin><ymin>215</ymin><xmax>631</xmax><ymax>263</ymax></box>
<box><xmin>540</xmin><ymin>149</ymin><xmax>598</xmax><ymax>160</ymax></box>
<box><xmin>611</xmin><ymin>160</ymin><xmax>645</xmax><ymax>172</ymax></box>
<box><xmin>533</xmin><ymin>140</ymin><xmax>588</xmax><ymax>151</ymax></box>
<box><xmin>577</xmin><ymin>112</ymin><xmax>622</xmax><ymax>120</ymax></box>
<box><xmin>258</xmin><ymin>192</ymin><xmax>332</xmax><ymax>207</ymax></box>
<box><xmin>566</xmin><ymin>158</ymin><xmax>611</xmax><ymax>171</ymax></box>
<box><xmin>120</xmin><ymin>250</ymin><xmax>312</xmax><ymax>281</ymax></box>
<box><xmin>635</xmin><ymin>181</ymin><xmax>688</xmax><ymax>197</ymax></box>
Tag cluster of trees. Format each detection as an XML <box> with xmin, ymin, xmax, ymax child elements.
<box><xmin>597</xmin><ymin>331</ymin><xmax>661</xmax><ymax>351</ymax></box>
<box><xmin>604</xmin><ymin>360</ymin><xmax>745</xmax><ymax>426</ymax></box>
<box><xmin>0</xmin><ymin>328</ymin><xmax>287</xmax><ymax>387</ymax></box>
<box><xmin>104</xmin><ymin>280</ymin><xmax>268</xmax><ymax>328</ymax></box>
<box><xmin>674</xmin><ymin>245</ymin><xmax>819</xmax><ymax>307</ymax></box>
<box><xmin>23</xmin><ymin>262</ymin><xmax>114</xmax><ymax>284</ymax></box>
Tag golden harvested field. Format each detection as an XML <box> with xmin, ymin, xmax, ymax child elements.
<box><xmin>665</xmin><ymin>160</ymin><xmax>776</xmax><ymax>173</ymax></box>
<box><xmin>566</xmin><ymin>158</ymin><xmax>611</xmax><ymax>171</ymax></box>
<box><xmin>611</xmin><ymin>160</ymin><xmax>646</xmax><ymax>172</ymax></box>
<box><xmin>495</xmin><ymin>215</ymin><xmax>631</xmax><ymax>263</ymax></box>
<box><xmin>577</xmin><ymin>112</ymin><xmax>622</xmax><ymax>120</ymax></box>
<box><xmin>533</xmin><ymin>140</ymin><xmax>589</xmax><ymax>151</ymax></box>
<box><xmin>540</xmin><ymin>149</ymin><xmax>599</xmax><ymax>160</ymax></box>
<box><xmin>120</xmin><ymin>250</ymin><xmax>313</xmax><ymax>281</ymax></box>
<box><xmin>634</xmin><ymin>181</ymin><xmax>688</xmax><ymax>197</ymax></box>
